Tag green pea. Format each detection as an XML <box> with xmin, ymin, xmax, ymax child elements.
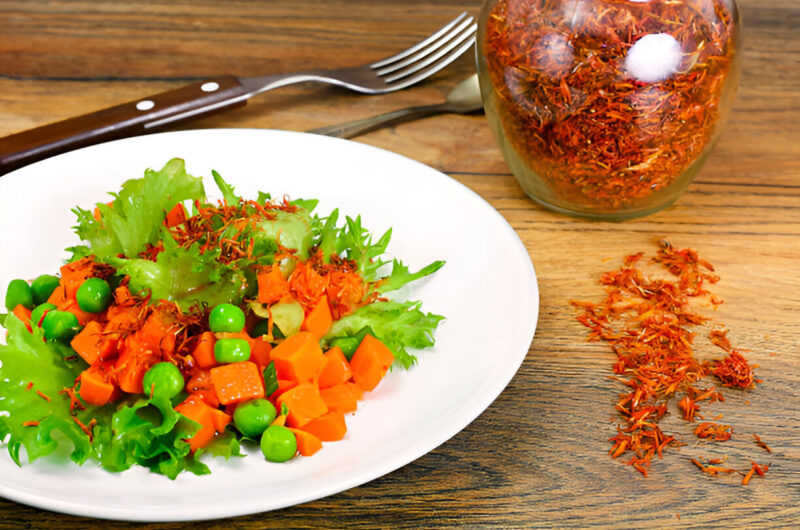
<box><xmin>214</xmin><ymin>338</ymin><xmax>251</xmax><ymax>363</ymax></box>
<box><xmin>5</xmin><ymin>279</ymin><xmax>34</xmax><ymax>311</ymax></box>
<box><xmin>30</xmin><ymin>274</ymin><xmax>60</xmax><ymax>306</ymax></box>
<box><xmin>41</xmin><ymin>310</ymin><xmax>80</xmax><ymax>341</ymax></box>
<box><xmin>233</xmin><ymin>398</ymin><xmax>277</xmax><ymax>438</ymax></box>
<box><xmin>31</xmin><ymin>303</ymin><xmax>57</xmax><ymax>327</ymax></box>
<box><xmin>76</xmin><ymin>278</ymin><xmax>112</xmax><ymax>313</ymax></box>
<box><xmin>260</xmin><ymin>425</ymin><xmax>297</xmax><ymax>462</ymax></box>
<box><xmin>208</xmin><ymin>303</ymin><xmax>246</xmax><ymax>333</ymax></box>
<box><xmin>142</xmin><ymin>362</ymin><xmax>185</xmax><ymax>399</ymax></box>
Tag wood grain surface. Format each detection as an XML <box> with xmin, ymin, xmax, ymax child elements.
<box><xmin>1</xmin><ymin>0</ymin><xmax>798</xmax><ymax>527</ymax></box>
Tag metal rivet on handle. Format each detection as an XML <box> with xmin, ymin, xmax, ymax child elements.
<box><xmin>201</xmin><ymin>82</ymin><xmax>220</xmax><ymax>92</ymax></box>
<box><xmin>136</xmin><ymin>100</ymin><xmax>155</xmax><ymax>111</ymax></box>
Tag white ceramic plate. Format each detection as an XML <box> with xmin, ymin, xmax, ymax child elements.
<box><xmin>0</xmin><ymin>129</ymin><xmax>538</xmax><ymax>521</ymax></box>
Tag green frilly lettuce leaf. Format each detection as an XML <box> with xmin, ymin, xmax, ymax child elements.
<box><xmin>0</xmin><ymin>315</ymin><xmax>90</xmax><ymax>465</ymax></box>
<box><xmin>72</xmin><ymin>158</ymin><xmax>205</xmax><ymax>260</ymax></box>
<box><xmin>323</xmin><ymin>301</ymin><xmax>444</xmax><ymax>369</ymax></box>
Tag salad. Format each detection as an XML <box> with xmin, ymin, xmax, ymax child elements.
<box><xmin>0</xmin><ymin>159</ymin><xmax>444</xmax><ymax>479</ymax></box>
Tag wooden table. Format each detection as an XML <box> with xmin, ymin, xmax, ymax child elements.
<box><xmin>1</xmin><ymin>0</ymin><xmax>798</xmax><ymax>527</ymax></box>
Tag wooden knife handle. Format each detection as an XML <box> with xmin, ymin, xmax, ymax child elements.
<box><xmin>0</xmin><ymin>75</ymin><xmax>249</xmax><ymax>175</ymax></box>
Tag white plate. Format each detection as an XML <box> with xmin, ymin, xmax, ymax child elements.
<box><xmin>0</xmin><ymin>129</ymin><xmax>538</xmax><ymax>521</ymax></box>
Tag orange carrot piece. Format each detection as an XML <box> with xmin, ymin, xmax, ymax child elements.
<box><xmin>210</xmin><ymin>361</ymin><xmax>265</xmax><ymax>405</ymax></box>
<box><xmin>277</xmin><ymin>383</ymin><xmax>328</xmax><ymax>428</ymax></box>
<box><xmin>349</xmin><ymin>334</ymin><xmax>395</xmax><ymax>392</ymax></box>
<box><xmin>192</xmin><ymin>331</ymin><xmax>218</xmax><ymax>369</ymax></box>
<box><xmin>345</xmin><ymin>381</ymin><xmax>365</xmax><ymax>401</ymax></box>
<box><xmin>139</xmin><ymin>310</ymin><xmax>176</xmax><ymax>353</ymax></box>
<box><xmin>288</xmin><ymin>428</ymin><xmax>323</xmax><ymax>456</ymax></box>
<box><xmin>301</xmin><ymin>296</ymin><xmax>333</xmax><ymax>339</ymax></box>
<box><xmin>104</xmin><ymin>304</ymin><xmax>140</xmax><ymax>333</ymax></box>
<box><xmin>59</xmin><ymin>262</ymin><xmax>94</xmax><ymax>300</ymax></box>
<box><xmin>300</xmin><ymin>411</ymin><xmax>347</xmax><ymax>442</ymax></box>
<box><xmin>209</xmin><ymin>406</ymin><xmax>232</xmax><ymax>433</ymax></box>
<box><xmin>271</xmin><ymin>414</ymin><xmax>287</xmax><ymax>427</ymax></box>
<box><xmin>250</xmin><ymin>336</ymin><xmax>272</xmax><ymax>370</ymax></box>
<box><xmin>164</xmin><ymin>203</ymin><xmax>187</xmax><ymax>227</ymax></box>
<box><xmin>175</xmin><ymin>397</ymin><xmax>218</xmax><ymax>451</ymax></box>
<box><xmin>113</xmin><ymin>285</ymin><xmax>135</xmax><ymax>306</ymax></box>
<box><xmin>320</xmin><ymin>384</ymin><xmax>358</xmax><ymax>414</ymax></box>
<box><xmin>46</xmin><ymin>284</ymin><xmax>68</xmax><ymax>307</ymax></box>
<box><xmin>318</xmin><ymin>346</ymin><xmax>352</xmax><ymax>389</ymax></box>
<box><xmin>257</xmin><ymin>265</ymin><xmax>289</xmax><ymax>305</ymax></box>
<box><xmin>269</xmin><ymin>379</ymin><xmax>297</xmax><ymax>401</ymax></box>
<box><xmin>78</xmin><ymin>366</ymin><xmax>116</xmax><ymax>406</ymax></box>
<box><xmin>270</xmin><ymin>331</ymin><xmax>325</xmax><ymax>384</ymax></box>
<box><xmin>185</xmin><ymin>370</ymin><xmax>219</xmax><ymax>408</ymax></box>
<box><xmin>11</xmin><ymin>305</ymin><xmax>32</xmax><ymax>332</ymax></box>
<box><xmin>114</xmin><ymin>336</ymin><xmax>159</xmax><ymax>394</ymax></box>
<box><xmin>71</xmin><ymin>320</ymin><xmax>116</xmax><ymax>365</ymax></box>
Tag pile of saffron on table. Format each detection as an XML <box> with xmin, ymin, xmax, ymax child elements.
<box><xmin>572</xmin><ymin>240</ymin><xmax>764</xmax><ymax>480</ymax></box>
<box><xmin>483</xmin><ymin>0</ymin><xmax>737</xmax><ymax>210</ymax></box>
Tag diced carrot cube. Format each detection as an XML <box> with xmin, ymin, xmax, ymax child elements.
<box><xmin>277</xmin><ymin>383</ymin><xmax>328</xmax><ymax>428</ymax></box>
<box><xmin>46</xmin><ymin>284</ymin><xmax>68</xmax><ymax>306</ymax></box>
<box><xmin>164</xmin><ymin>203</ymin><xmax>187</xmax><ymax>227</ymax></box>
<box><xmin>257</xmin><ymin>265</ymin><xmax>289</xmax><ymax>305</ymax></box>
<box><xmin>288</xmin><ymin>428</ymin><xmax>323</xmax><ymax>456</ymax></box>
<box><xmin>139</xmin><ymin>310</ymin><xmax>176</xmax><ymax>353</ymax></box>
<box><xmin>349</xmin><ymin>334</ymin><xmax>395</xmax><ymax>392</ymax></box>
<box><xmin>269</xmin><ymin>379</ymin><xmax>297</xmax><ymax>401</ymax></box>
<box><xmin>78</xmin><ymin>365</ymin><xmax>116</xmax><ymax>406</ymax></box>
<box><xmin>320</xmin><ymin>384</ymin><xmax>358</xmax><ymax>414</ymax></box>
<box><xmin>300</xmin><ymin>411</ymin><xmax>347</xmax><ymax>442</ymax></box>
<box><xmin>71</xmin><ymin>320</ymin><xmax>116</xmax><ymax>365</ymax></box>
<box><xmin>114</xmin><ymin>337</ymin><xmax>159</xmax><ymax>394</ymax></box>
<box><xmin>192</xmin><ymin>331</ymin><xmax>218</xmax><ymax>369</ymax></box>
<box><xmin>113</xmin><ymin>285</ymin><xmax>135</xmax><ymax>306</ymax></box>
<box><xmin>210</xmin><ymin>361</ymin><xmax>265</xmax><ymax>405</ymax></box>
<box><xmin>12</xmin><ymin>305</ymin><xmax>32</xmax><ymax>332</ymax></box>
<box><xmin>176</xmin><ymin>396</ymin><xmax>227</xmax><ymax>452</ymax></box>
<box><xmin>301</xmin><ymin>296</ymin><xmax>333</xmax><ymax>339</ymax></box>
<box><xmin>270</xmin><ymin>331</ymin><xmax>325</xmax><ymax>384</ymax></box>
<box><xmin>250</xmin><ymin>336</ymin><xmax>272</xmax><ymax>370</ymax></box>
<box><xmin>185</xmin><ymin>369</ymin><xmax>219</xmax><ymax>408</ymax></box>
<box><xmin>345</xmin><ymin>381</ymin><xmax>365</xmax><ymax>401</ymax></box>
<box><xmin>209</xmin><ymin>406</ymin><xmax>232</xmax><ymax>433</ymax></box>
<box><xmin>318</xmin><ymin>346</ymin><xmax>352</xmax><ymax>389</ymax></box>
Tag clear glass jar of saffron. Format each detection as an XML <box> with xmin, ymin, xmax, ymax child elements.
<box><xmin>477</xmin><ymin>0</ymin><xmax>741</xmax><ymax>220</ymax></box>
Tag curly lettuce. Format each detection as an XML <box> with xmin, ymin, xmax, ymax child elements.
<box><xmin>72</xmin><ymin>158</ymin><xmax>205</xmax><ymax>259</ymax></box>
<box><xmin>323</xmin><ymin>301</ymin><xmax>444</xmax><ymax>369</ymax></box>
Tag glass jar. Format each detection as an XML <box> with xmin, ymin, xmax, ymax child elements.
<box><xmin>477</xmin><ymin>0</ymin><xmax>741</xmax><ymax>220</ymax></box>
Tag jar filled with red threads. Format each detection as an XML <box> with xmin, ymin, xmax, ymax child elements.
<box><xmin>477</xmin><ymin>0</ymin><xmax>741</xmax><ymax>220</ymax></box>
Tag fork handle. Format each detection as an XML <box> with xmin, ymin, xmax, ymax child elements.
<box><xmin>0</xmin><ymin>75</ymin><xmax>249</xmax><ymax>175</ymax></box>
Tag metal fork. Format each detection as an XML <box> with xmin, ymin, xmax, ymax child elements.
<box><xmin>0</xmin><ymin>13</ymin><xmax>477</xmax><ymax>175</ymax></box>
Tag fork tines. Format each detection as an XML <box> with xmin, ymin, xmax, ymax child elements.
<box><xmin>372</xmin><ymin>12</ymin><xmax>477</xmax><ymax>88</ymax></box>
